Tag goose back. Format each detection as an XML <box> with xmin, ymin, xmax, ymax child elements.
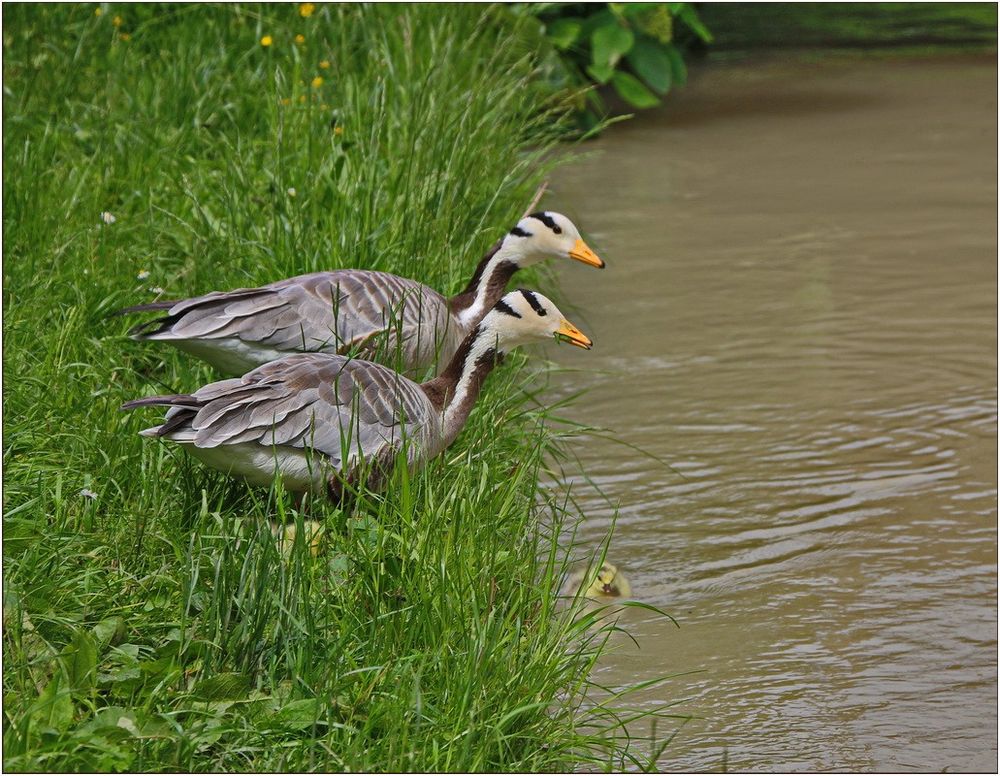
<box><xmin>129</xmin><ymin>270</ymin><xmax>462</xmax><ymax>377</ymax></box>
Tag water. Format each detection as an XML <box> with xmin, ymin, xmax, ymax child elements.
<box><xmin>547</xmin><ymin>55</ymin><xmax>997</xmax><ymax>771</ymax></box>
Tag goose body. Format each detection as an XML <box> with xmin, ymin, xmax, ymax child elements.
<box><xmin>122</xmin><ymin>290</ymin><xmax>592</xmax><ymax>498</ymax></box>
<box><xmin>123</xmin><ymin>212</ymin><xmax>603</xmax><ymax>376</ymax></box>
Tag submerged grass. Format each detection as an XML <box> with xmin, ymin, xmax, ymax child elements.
<box><xmin>3</xmin><ymin>4</ymin><xmax>679</xmax><ymax>771</ymax></box>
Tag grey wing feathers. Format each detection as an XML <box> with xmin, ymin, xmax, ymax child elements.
<box><xmin>125</xmin><ymin>354</ymin><xmax>438</xmax><ymax>466</ymax></box>
<box><xmin>127</xmin><ymin>270</ymin><xmax>453</xmax><ymax>365</ymax></box>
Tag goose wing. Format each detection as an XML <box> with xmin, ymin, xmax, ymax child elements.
<box><xmin>144</xmin><ymin>353</ymin><xmax>439</xmax><ymax>469</ymax></box>
<box><xmin>127</xmin><ymin>270</ymin><xmax>454</xmax><ymax>367</ymax></box>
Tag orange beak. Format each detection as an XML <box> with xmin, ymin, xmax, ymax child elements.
<box><xmin>555</xmin><ymin>319</ymin><xmax>593</xmax><ymax>350</ymax></box>
<box><xmin>568</xmin><ymin>238</ymin><xmax>605</xmax><ymax>269</ymax></box>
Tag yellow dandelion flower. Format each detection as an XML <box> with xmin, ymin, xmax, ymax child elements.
<box><xmin>333</xmin><ymin>125</ymin><xmax>343</xmax><ymax>136</ymax></box>
<box><xmin>112</xmin><ymin>15</ymin><xmax>122</xmax><ymax>27</ymax></box>
<box><xmin>94</xmin><ymin>7</ymin><xmax>103</xmax><ymax>16</ymax></box>
<box><xmin>311</xmin><ymin>75</ymin><xmax>323</xmax><ymax>88</ymax></box>
<box><xmin>295</xmin><ymin>33</ymin><xmax>305</xmax><ymax>44</ymax></box>
<box><xmin>281</xmin><ymin>98</ymin><xmax>291</xmax><ymax>106</ymax></box>
<box><xmin>119</xmin><ymin>32</ymin><xmax>131</xmax><ymax>41</ymax></box>
<box><xmin>299</xmin><ymin>2</ymin><xmax>315</xmax><ymax>18</ymax></box>
<box><xmin>260</xmin><ymin>34</ymin><xmax>273</xmax><ymax>47</ymax></box>
<box><xmin>319</xmin><ymin>59</ymin><xmax>330</xmax><ymax>69</ymax></box>
<box><xmin>299</xmin><ymin>95</ymin><xmax>306</xmax><ymax>103</ymax></box>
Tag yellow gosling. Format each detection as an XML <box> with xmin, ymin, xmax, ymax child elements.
<box><xmin>568</xmin><ymin>561</ymin><xmax>632</xmax><ymax>601</ymax></box>
<box><xmin>271</xmin><ymin>520</ymin><xmax>326</xmax><ymax>558</ymax></box>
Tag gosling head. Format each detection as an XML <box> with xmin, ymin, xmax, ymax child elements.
<box><xmin>586</xmin><ymin>562</ymin><xmax>630</xmax><ymax>599</ymax></box>
<box><xmin>502</xmin><ymin>211</ymin><xmax>605</xmax><ymax>269</ymax></box>
<box><xmin>480</xmin><ymin>289</ymin><xmax>592</xmax><ymax>353</ymax></box>
<box><xmin>592</xmin><ymin>563</ymin><xmax>619</xmax><ymax>595</ymax></box>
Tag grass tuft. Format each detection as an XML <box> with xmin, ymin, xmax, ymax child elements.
<box><xmin>3</xmin><ymin>4</ymin><xmax>678</xmax><ymax>771</ymax></box>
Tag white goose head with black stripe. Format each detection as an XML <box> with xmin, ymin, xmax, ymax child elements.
<box><xmin>427</xmin><ymin>288</ymin><xmax>592</xmax><ymax>443</ymax></box>
<box><xmin>452</xmin><ymin>211</ymin><xmax>604</xmax><ymax>328</ymax></box>
<box><xmin>503</xmin><ymin>211</ymin><xmax>604</xmax><ymax>268</ymax></box>
<box><xmin>479</xmin><ymin>286</ymin><xmax>592</xmax><ymax>352</ymax></box>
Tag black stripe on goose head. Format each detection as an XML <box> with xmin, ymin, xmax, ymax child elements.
<box><xmin>494</xmin><ymin>299</ymin><xmax>522</xmax><ymax>318</ymax></box>
<box><xmin>519</xmin><ymin>288</ymin><xmax>547</xmax><ymax>316</ymax></box>
<box><xmin>528</xmin><ymin>211</ymin><xmax>562</xmax><ymax>234</ymax></box>
<box><xmin>509</xmin><ymin>225</ymin><xmax>532</xmax><ymax>238</ymax></box>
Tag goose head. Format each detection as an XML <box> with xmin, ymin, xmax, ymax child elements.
<box><xmin>480</xmin><ymin>289</ymin><xmax>592</xmax><ymax>353</ymax></box>
<box><xmin>502</xmin><ymin>211</ymin><xmax>605</xmax><ymax>269</ymax></box>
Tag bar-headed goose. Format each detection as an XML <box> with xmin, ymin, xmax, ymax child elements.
<box><xmin>122</xmin><ymin>290</ymin><xmax>591</xmax><ymax>499</ymax></box>
<box><xmin>122</xmin><ymin>212</ymin><xmax>603</xmax><ymax>376</ymax></box>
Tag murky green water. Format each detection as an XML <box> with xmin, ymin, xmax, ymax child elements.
<box><xmin>549</xmin><ymin>56</ymin><xmax>997</xmax><ymax>771</ymax></box>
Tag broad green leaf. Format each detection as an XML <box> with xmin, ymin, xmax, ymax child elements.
<box><xmin>113</xmin><ymin>643</ymin><xmax>141</xmax><ymax>660</ymax></box>
<box><xmin>670</xmin><ymin>3</ymin><xmax>713</xmax><ymax>42</ymax></box>
<box><xmin>663</xmin><ymin>43</ymin><xmax>687</xmax><ymax>87</ymax></box>
<box><xmin>34</xmin><ymin>672</ymin><xmax>74</xmax><ymax>732</ymax></box>
<box><xmin>611</xmin><ymin>71</ymin><xmax>661</xmax><ymax>109</ymax></box>
<box><xmin>625</xmin><ymin>38</ymin><xmax>673</xmax><ymax>94</ymax></box>
<box><xmin>618</xmin><ymin>3</ymin><xmax>654</xmax><ymax>19</ymax></box>
<box><xmin>192</xmin><ymin>672</ymin><xmax>252</xmax><ymax>702</ymax></box>
<box><xmin>591</xmin><ymin>21</ymin><xmax>634</xmax><ymax>68</ymax></box>
<box><xmin>139</xmin><ymin>656</ymin><xmax>177</xmax><ymax>677</ymax></box>
<box><xmin>64</xmin><ymin>629</ymin><xmax>98</xmax><ymax>694</ymax></box>
<box><xmin>92</xmin><ymin>617</ymin><xmax>124</xmax><ymax>651</ymax></box>
<box><xmin>79</xmin><ymin>706</ymin><xmax>173</xmax><ymax>740</ymax></box>
<box><xmin>546</xmin><ymin>18</ymin><xmax>582</xmax><ymax>50</ymax></box>
<box><xmin>579</xmin><ymin>8</ymin><xmax>616</xmax><ymax>38</ymax></box>
<box><xmin>190</xmin><ymin>716</ymin><xmax>226</xmax><ymax>749</ymax></box>
<box><xmin>586</xmin><ymin>61</ymin><xmax>614</xmax><ymax>85</ymax></box>
<box><xmin>272</xmin><ymin>698</ymin><xmax>326</xmax><ymax>730</ymax></box>
<box><xmin>98</xmin><ymin>664</ymin><xmax>141</xmax><ymax>685</ymax></box>
<box><xmin>82</xmin><ymin>706</ymin><xmax>138</xmax><ymax>736</ymax></box>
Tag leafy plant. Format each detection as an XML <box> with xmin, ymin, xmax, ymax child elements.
<box><xmin>530</xmin><ymin>3</ymin><xmax>713</xmax><ymax>126</ymax></box>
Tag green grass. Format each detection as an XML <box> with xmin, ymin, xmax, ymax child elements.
<box><xmin>2</xmin><ymin>4</ymin><xmax>679</xmax><ymax>771</ymax></box>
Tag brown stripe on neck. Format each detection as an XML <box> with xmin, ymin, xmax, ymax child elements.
<box><xmin>420</xmin><ymin>325</ymin><xmax>505</xmax><ymax>413</ymax></box>
<box><xmin>450</xmin><ymin>347</ymin><xmax>503</xmax><ymax>420</ymax></box>
<box><xmin>448</xmin><ymin>237</ymin><xmax>519</xmax><ymax>317</ymax></box>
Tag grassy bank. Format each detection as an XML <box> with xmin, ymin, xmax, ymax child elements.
<box><xmin>2</xmin><ymin>4</ymin><xmax>664</xmax><ymax>771</ymax></box>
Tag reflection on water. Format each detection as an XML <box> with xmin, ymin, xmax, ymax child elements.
<box><xmin>548</xmin><ymin>56</ymin><xmax>997</xmax><ymax>772</ymax></box>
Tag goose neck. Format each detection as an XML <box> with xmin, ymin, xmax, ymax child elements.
<box><xmin>449</xmin><ymin>240</ymin><xmax>521</xmax><ymax>329</ymax></box>
<box><xmin>421</xmin><ymin>325</ymin><xmax>504</xmax><ymax>446</ymax></box>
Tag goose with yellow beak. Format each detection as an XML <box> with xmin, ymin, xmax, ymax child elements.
<box><xmin>122</xmin><ymin>212</ymin><xmax>603</xmax><ymax>377</ymax></box>
<box><xmin>122</xmin><ymin>290</ymin><xmax>592</xmax><ymax>499</ymax></box>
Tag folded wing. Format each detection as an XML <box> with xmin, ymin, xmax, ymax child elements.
<box><xmin>129</xmin><ymin>353</ymin><xmax>439</xmax><ymax>473</ymax></box>
<box><xmin>126</xmin><ymin>270</ymin><xmax>455</xmax><ymax>372</ymax></box>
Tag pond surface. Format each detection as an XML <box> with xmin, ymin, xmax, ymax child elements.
<box><xmin>548</xmin><ymin>55</ymin><xmax>997</xmax><ymax>772</ymax></box>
